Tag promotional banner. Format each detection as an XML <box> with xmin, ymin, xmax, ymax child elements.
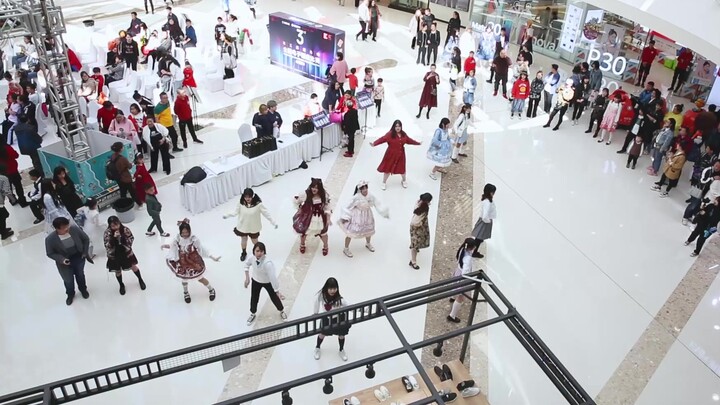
<box><xmin>597</xmin><ymin>24</ymin><xmax>625</xmax><ymax>57</ymax></box>
<box><xmin>559</xmin><ymin>4</ymin><xmax>583</xmax><ymax>53</ymax></box>
<box><xmin>689</xmin><ymin>56</ymin><xmax>718</xmax><ymax>87</ymax></box>
<box><xmin>580</xmin><ymin>9</ymin><xmax>604</xmax><ymax>43</ymax></box>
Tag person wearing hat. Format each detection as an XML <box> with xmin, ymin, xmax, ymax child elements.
<box><xmin>542</xmin><ymin>79</ymin><xmax>574</xmax><ymax>130</ymax></box>
<box><xmin>651</xmin><ymin>140</ymin><xmax>690</xmax><ymax>197</ymax></box>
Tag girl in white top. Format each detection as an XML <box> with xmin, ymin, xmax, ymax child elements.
<box><xmin>75</xmin><ymin>198</ymin><xmax>102</xmax><ymax>258</ymax></box>
<box><xmin>244</xmin><ymin>242</ymin><xmax>286</xmax><ymax>325</ymax></box>
<box><xmin>339</xmin><ymin>180</ymin><xmax>389</xmax><ymax>258</ymax></box>
<box><xmin>447</xmin><ymin>237</ymin><xmax>478</xmax><ymax>323</ymax></box>
<box><xmin>452</xmin><ymin>104</ymin><xmax>472</xmax><ymax>162</ymax></box>
<box><xmin>313</xmin><ymin>277</ymin><xmax>349</xmax><ymax>361</ymax></box>
<box><xmin>41</xmin><ymin>179</ymin><xmax>75</xmax><ymax>234</ymax></box>
<box><xmin>224</xmin><ymin>188</ymin><xmax>277</xmax><ymax>262</ymax></box>
<box><xmin>471</xmin><ymin>183</ymin><xmax>497</xmax><ymax>258</ymax></box>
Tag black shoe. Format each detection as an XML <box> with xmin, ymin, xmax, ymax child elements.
<box><xmin>452</xmin><ymin>158</ymin><xmax>460</xmax><ymax>163</ymax></box>
<box><xmin>434</xmin><ymin>366</ymin><xmax>446</xmax><ymax>380</ymax></box>
<box><xmin>442</xmin><ymin>364</ymin><xmax>454</xmax><ymax>381</ymax></box>
<box><xmin>1</xmin><ymin>230</ymin><xmax>14</xmax><ymax>240</ymax></box>
<box><xmin>485</xmin><ymin>80</ymin><xmax>492</xmax><ymax>83</ymax></box>
<box><xmin>19</xmin><ymin>201</ymin><xmax>29</xmax><ymax>208</ymax></box>
<box><xmin>240</xmin><ymin>250</ymin><xmax>247</xmax><ymax>261</ymax></box>
<box><xmin>458</xmin><ymin>153</ymin><xmax>468</xmax><ymax>157</ymax></box>
<box><xmin>415</xmin><ymin>114</ymin><xmax>421</xmax><ymax>118</ymax></box>
<box><xmin>457</xmin><ymin>380</ymin><xmax>476</xmax><ymax>391</ymax></box>
<box><xmin>139</xmin><ymin>279</ymin><xmax>147</xmax><ymax>290</ymax></box>
<box><xmin>632</xmin><ymin>163</ymin><xmax>636</xmax><ymax>169</ymax></box>
<box><xmin>81</xmin><ymin>290</ymin><xmax>89</xmax><ymax>299</ymax></box>
<box><xmin>209</xmin><ymin>288</ymin><xmax>216</xmax><ymax>301</ymax></box>
<box><xmin>446</xmin><ymin>315</ymin><xmax>461</xmax><ymax>323</ymax></box>
<box><xmin>172</xmin><ymin>147</ymin><xmax>183</xmax><ymax>152</ymax></box>
<box><xmin>592</xmin><ymin>133</ymin><xmax>599</xmax><ymax>138</ymax></box>
<box><xmin>66</xmin><ymin>295</ymin><xmax>74</xmax><ymax>305</ymax></box>
<box><xmin>584</xmin><ymin>130</ymin><xmax>592</xmax><ymax>133</ymax></box>
<box><xmin>119</xmin><ymin>284</ymin><xmax>126</xmax><ymax>295</ymax></box>
<box><xmin>552</xmin><ymin>126</ymin><xmax>559</xmax><ymax>131</ymax></box>
<box><xmin>372</xmin><ymin>38</ymin><xmax>377</xmax><ymax>42</ymax></box>
<box><xmin>193</xmin><ymin>139</ymin><xmax>204</xmax><ymax>144</ymax></box>
<box><xmin>148</xmin><ymin>169</ymin><xmax>157</xmax><ymax>173</ymax></box>
<box><xmin>183</xmin><ymin>142</ymin><xmax>188</xmax><ymax>148</ymax></box>
<box><xmin>426</xmin><ymin>112</ymin><xmax>430</xmax><ymax>119</ymax></box>
<box><xmin>542</xmin><ymin>124</ymin><xmax>550</xmax><ymax>128</ymax></box>
<box><xmin>33</xmin><ymin>218</ymin><xmax>43</xmax><ymax>224</ymax></box>
<box><xmin>440</xmin><ymin>391</ymin><xmax>458</xmax><ymax>403</ymax></box>
<box><xmin>165</xmin><ymin>171</ymin><xmax>171</xmax><ymax>175</ymax></box>
<box><xmin>471</xmin><ymin>251</ymin><xmax>484</xmax><ymax>258</ymax></box>
<box><xmin>616</xmin><ymin>150</ymin><xmax>625</xmax><ymax>154</ymax></box>
<box><xmin>184</xmin><ymin>291</ymin><xmax>191</xmax><ymax>303</ymax></box>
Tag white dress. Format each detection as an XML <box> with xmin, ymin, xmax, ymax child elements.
<box><xmin>338</xmin><ymin>193</ymin><xmax>388</xmax><ymax>239</ymax></box>
<box><xmin>77</xmin><ymin>206</ymin><xmax>103</xmax><ymax>256</ymax></box>
<box><xmin>43</xmin><ymin>194</ymin><xmax>75</xmax><ymax>234</ymax></box>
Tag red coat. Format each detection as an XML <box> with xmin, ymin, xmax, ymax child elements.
<box><xmin>91</xmin><ymin>74</ymin><xmax>105</xmax><ymax>92</ymax></box>
<box><xmin>371</xmin><ymin>131</ymin><xmax>420</xmax><ymax>174</ymax></box>
<box><xmin>683</xmin><ymin>109</ymin><xmax>702</xmax><ymax>135</ymax></box>
<box><xmin>419</xmin><ymin>71</ymin><xmax>439</xmax><ymax>108</ymax></box>
<box><xmin>173</xmin><ymin>95</ymin><xmax>193</xmax><ymax>121</ymax></box>
<box><xmin>183</xmin><ymin>67</ymin><xmax>197</xmax><ymax>88</ymax></box>
<box><xmin>676</xmin><ymin>49</ymin><xmax>693</xmax><ymax>70</ymax></box>
<box><xmin>0</xmin><ymin>145</ymin><xmax>20</xmax><ymax>174</ymax></box>
<box><xmin>463</xmin><ymin>57</ymin><xmax>476</xmax><ymax>75</ymax></box>
<box><xmin>640</xmin><ymin>46</ymin><xmax>659</xmax><ymax>64</ymax></box>
<box><xmin>67</xmin><ymin>48</ymin><xmax>82</xmax><ymax>72</ymax></box>
<box><xmin>511</xmin><ymin>78</ymin><xmax>530</xmax><ymax>99</ymax></box>
<box><xmin>133</xmin><ymin>163</ymin><xmax>156</xmax><ymax>204</ymax></box>
<box><xmin>97</xmin><ymin>107</ymin><xmax>117</xmax><ymax>132</ymax></box>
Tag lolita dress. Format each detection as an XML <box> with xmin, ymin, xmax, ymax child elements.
<box><xmin>479</xmin><ymin>31</ymin><xmax>495</xmax><ymax>61</ymax></box>
<box><xmin>409</xmin><ymin>204</ymin><xmax>430</xmax><ymax>251</ymax></box>
<box><xmin>426</xmin><ymin>127</ymin><xmax>452</xmax><ymax>167</ymax></box>
<box><xmin>166</xmin><ymin>235</ymin><xmax>211</xmax><ymax>280</ymax></box>
<box><xmin>338</xmin><ymin>190</ymin><xmax>389</xmax><ymax>239</ymax></box>
<box><xmin>293</xmin><ymin>193</ymin><xmax>332</xmax><ymax>236</ymax></box>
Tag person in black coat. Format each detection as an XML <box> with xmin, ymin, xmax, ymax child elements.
<box><xmin>686</xmin><ymin>196</ymin><xmax>720</xmax><ymax>256</ymax></box>
<box><xmin>342</xmin><ymin>101</ymin><xmax>360</xmax><ymax>157</ymax></box>
<box><xmin>322</xmin><ymin>81</ymin><xmax>342</xmax><ymax>112</ymax></box>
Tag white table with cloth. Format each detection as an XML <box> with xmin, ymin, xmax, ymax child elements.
<box><xmin>180</xmin><ymin>126</ymin><xmax>342</xmax><ymax>214</ymax></box>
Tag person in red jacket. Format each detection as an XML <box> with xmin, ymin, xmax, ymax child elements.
<box><xmin>510</xmin><ymin>71</ymin><xmax>530</xmax><ymax>119</ymax></box>
<box><xmin>635</xmin><ymin>39</ymin><xmax>659</xmax><ymax>87</ymax></box>
<box><xmin>463</xmin><ymin>51</ymin><xmax>476</xmax><ymax>76</ymax></box>
<box><xmin>182</xmin><ymin>60</ymin><xmax>197</xmax><ymax>88</ymax></box>
<box><xmin>671</xmin><ymin>47</ymin><xmax>693</xmax><ymax>92</ymax></box>
<box><xmin>66</xmin><ymin>46</ymin><xmax>82</xmax><ymax>72</ymax></box>
<box><xmin>0</xmin><ymin>143</ymin><xmax>28</xmax><ymax>206</ymax></box>
<box><xmin>97</xmin><ymin>101</ymin><xmax>118</xmax><ymax>133</ymax></box>
<box><xmin>173</xmin><ymin>89</ymin><xmax>203</xmax><ymax>147</ymax></box>
<box><xmin>682</xmin><ymin>99</ymin><xmax>706</xmax><ymax>136</ymax></box>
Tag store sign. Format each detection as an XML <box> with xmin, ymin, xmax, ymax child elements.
<box><xmin>588</xmin><ymin>48</ymin><xmax>628</xmax><ymax>76</ymax></box>
<box><xmin>532</xmin><ymin>36</ymin><xmax>557</xmax><ymax>51</ymax></box>
<box><xmin>559</xmin><ymin>4</ymin><xmax>583</xmax><ymax>53</ymax></box>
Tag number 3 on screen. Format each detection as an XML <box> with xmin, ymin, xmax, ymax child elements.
<box><xmin>296</xmin><ymin>29</ymin><xmax>306</xmax><ymax>45</ymax></box>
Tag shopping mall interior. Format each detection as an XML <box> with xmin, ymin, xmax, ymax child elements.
<box><xmin>0</xmin><ymin>0</ymin><xmax>719</xmax><ymax>404</ymax></box>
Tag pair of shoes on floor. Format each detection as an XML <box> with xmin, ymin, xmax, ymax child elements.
<box><xmin>374</xmin><ymin>386</ymin><xmax>391</xmax><ymax>402</ymax></box>
<box><xmin>401</xmin><ymin>375</ymin><xmax>419</xmax><ymax>392</ymax></box>
<box><xmin>433</xmin><ymin>364</ymin><xmax>454</xmax><ymax>381</ymax></box>
<box><xmin>342</xmin><ymin>397</ymin><xmax>360</xmax><ymax>405</ymax></box>
<box><xmin>456</xmin><ymin>380</ymin><xmax>482</xmax><ymax>397</ymax></box>
<box><xmin>408</xmin><ymin>261</ymin><xmax>420</xmax><ymax>270</ymax></box>
<box><xmin>438</xmin><ymin>389</ymin><xmax>458</xmax><ymax>403</ymax></box>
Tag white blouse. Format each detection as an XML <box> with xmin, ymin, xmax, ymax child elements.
<box><xmin>244</xmin><ymin>255</ymin><xmax>279</xmax><ymax>291</ymax></box>
<box><xmin>457</xmin><ymin>251</ymin><xmax>473</xmax><ymax>276</ymax></box>
<box><xmin>226</xmin><ymin>202</ymin><xmax>276</xmax><ymax>234</ymax></box>
<box><xmin>166</xmin><ymin>235</ymin><xmax>210</xmax><ymax>261</ymax></box>
<box><xmin>340</xmin><ymin>193</ymin><xmax>388</xmax><ymax>221</ymax></box>
<box><xmin>313</xmin><ymin>293</ymin><xmax>348</xmax><ymax>314</ymax></box>
<box><xmin>480</xmin><ymin>199</ymin><xmax>497</xmax><ymax>223</ymax></box>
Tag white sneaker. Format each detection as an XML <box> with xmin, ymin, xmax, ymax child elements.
<box><xmin>380</xmin><ymin>182</ymin><xmax>386</xmax><ymax>190</ymax></box>
<box><xmin>374</xmin><ymin>389</ymin><xmax>386</xmax><ymax>402</ymax></box>
<box><xmin>380</xmin><ymin>386</ymin><xmax>391</xmax><ymax>399</ymax></box>
<box><xmin>343</xmin><ymin>248</ymin><xmax>353</xmax><ymax>257</ymax></box>
<box><xmin>682</xmin><ymin>218</ymin><xmax>689</xmax><ymax>226</ymax></box>
<box><xmin>461</xmin><ymin>387</ymin><xmax>481</xmax><ymax>397</ymax></box>
<box><xmin>429</xmin><ymin>172</ymin><xmax>437</xmax><ymax>180</ymax></box>
<box><xmin>339</xmin><ymin>350</ymin><xmax>348</xmax><ymax>361</ymax></box>
<box><xmin>365</xmin><ymin>243</ymin><xmax>375</xmax><ymax>252</ymax></box>
<box><xmin>246</xmin><ymin>313</ymin><xmax>256</xmax><ymax>326</ymax></box>
<box><xmin>650</xmin><ymin>185</ymin><xmax>661</xmax><ymax>191</ymax></box>
<box><xmin>659</xmin><ymin>192</ymin><xmax>669</xmax><ymax>198</ymax></box>
<box><xmin>401</xmin><ymin>181</ymin><xmax>408</xmax><ymax>188</ymax></box>
<box><xmin>280</xmin><ymin>311</ymin><xmax>287</xmax><ymax>321</ymax></box>
<box><xmin>350</xmin><ymin>397</ymin><xmax>360</xmax><ymax>405</ymax></box>
<box><xmin>314</xmin><ymin>348</ymin><xmax>321</xmax><ymax>360</ymax></box>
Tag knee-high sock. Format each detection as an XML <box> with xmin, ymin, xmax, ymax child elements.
<box><xmin>451</xmin><ymin>145</ymin><xmax>460</xmax><ymax>159</ymax></box>
<box><xmin>182</xmin><ymin>282</ymin><xmax>189</xmax><ymax>293</ymax></box>
<box><xmin>450</xmin><ymin>301</ymin><xmax>462</xmax><ymax>318</ymax></box>
<box><xmin>115</xmin><ymin>274</ymin><xmax>124</xmax><ymax>286</ymax></box>
<box><xmin>458</xmin><ymin>144</ymin><xmax>465</xmax><ymax>154</ymax></box>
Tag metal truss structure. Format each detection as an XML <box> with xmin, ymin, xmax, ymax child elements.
<box><xmin>0</xmin><ymin>0</ymin><xmax>89</xmax><ymax>160</ymax></box>
<box><xmin>0</xmin><ymin>271</ymin><xmax>596</xmax><ymax>405</ymax></box>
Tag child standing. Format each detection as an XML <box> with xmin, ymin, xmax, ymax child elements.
<box><xmin>133</xmin><ymin>153</ymin><xmax>155</xmax><ymax>205</ymax></box>
<box><xmin>339</xmin><ymin>180</ymin><xmax>389</xmax><ymax>258</ymax></box>
<box><xmin>362</xmin><ymin>66</ymin><xmax>375</xmax><ymax>93</ymax></box>
<box><xmin>346</xmin><ymin>67</ymin><xmax>358</xmax><ymax>96</ymax></box>
<box><xmin>526</xmin><ymin>71</ymin><xmax>543</xmax><ymax>118</ymax></box>
<box><xmin>75</xmin><ymin>198</ymin><xmax>102</xmax><ymax>258</ymax></box>
<box><xmin>26</xmin><ymin>169</ymin><xmax>44</xmax><ymax>224</ymax></box>
<box><xmin>145</xmin><ymin>184</ymin><xmax>169</xmax><ymax>237</ymax></box>
<box><xmin>597</xmin><ymin>92</ymin><xmax>623</xmax><ymax>145</ymax></box>
<box><xmin>627</xmin><ymin>135</ymin><xmax>644</xmax><ymax>169</ymax></box>
<box><xmin>510</xmin><ymin>71</ymin><xmax>529</xmax><ymax>119</ymax></box>
<box><xmin>373</xmin><ymin>78</ymin><xmax>384</xmax><ymax>118</ymax></box>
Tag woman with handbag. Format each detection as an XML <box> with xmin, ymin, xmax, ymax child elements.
<box><xmin>427</xmin><ymin>117</ymin><xmax>452</xmax><ymax>180</ymax></box>
<box><xmin>162</xmin><ymin>219</ymin><xmax>221</xmax><ymax>303</ymax></box>
<box><xmin>409</xmin><ymin>192</ymin><xmax>433</xmax><ymax>269</ymax></box>
<box><xmin>651</xmin><ymin>140</ymin><xmax>690</xmax><ymax>198</ymax></box>
<box><xmin>371</xmin><ymin>120</ymin><xmax>422</xmax><ymax>190</ymax></box>
<box><xmin>416</xmin><ymin>65</ymin><xmax>440</xmax><ymax>119</ymax></box>
<box><xmin>470</xmin><ymin>183</ymin><xmax>497</xmax><ymax>258</ymax></box>
<box><xmin>293</xmin><ymin>178</ymin><xmax>332</xmax><ymax>256</ymax></box>
<box><xmin>313</xmin><ymin>277</ymin><xmax>350</xmax><ymax>361</ymax></box>
<box><xmin>103</xmin><ymin>216</ymin><xmax>146</xmax><ymax>295</ymax></box>
<box><xmin>224</xmin><ymin>188</ymin><xmax>277</xmax><ymax>262</ymax></box>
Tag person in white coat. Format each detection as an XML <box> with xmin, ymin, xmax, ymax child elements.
<box><xmin>356</xmin><ymin>0</ymin><xmax>370</xmax><ymax>41</ymax></box>
<box><xmin>446</xmin><ymin>237</ymin><xmax>478</xmax><ymax>323</ymax></box>
<box><xmin>451</xmin><ymin>104</ymin><xmax>472</xmax><ymax>163</ymax></box>
<box><xmin>224</xmin><ymin>188</ymin><xmax>277</xmax><ymax>262</ymax></box>
<box><xmin>470</xmin><ymin>183</ymin><xmax>496</xmax><ymax>258</ymax></box>
<box><xmin>458</xmin><ymin>27</ymin><xmax>476</xmax><ymax>58</ymax></box>
<box><xmin>75</xmin><ymin>198</ymin><xmax>103</xmax><ymax>258</ymax></box>
<box><xmin>244</xmin><ymin>242</ymin><xmax>286</xmax><ymax>325</ymax></box>
<box><xmin>338</xmin><ymin>180</ymin><xmax>389</xmax><ymax>258</ymax></box>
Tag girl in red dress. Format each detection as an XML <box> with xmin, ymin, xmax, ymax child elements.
<box><xmin>133</xmin><ymin>153</ymin><xmax>156</xmax><ymax>205</ymax></box>
<box><xmin>371</xmin><ymin>120</ymin><xmax>422</xmax><ymax>190</ymax></box>
<box><xmin>416</xmin><ymin>65</ymin><xmax>440</xmax><ymax>119</ymax></box>
<box><xmin>182</xmin><ymin>60</ymin><xmax>197</xmax><ymax>88</ymax></box>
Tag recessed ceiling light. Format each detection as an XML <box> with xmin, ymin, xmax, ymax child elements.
<box><xmin>712</xmin><ymin>393</ymin><xmax>719</xmax><ymax>401</ymax></box>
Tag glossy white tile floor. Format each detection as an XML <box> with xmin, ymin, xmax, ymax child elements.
<box><xmin>1</xmin><ymin>0</ymin><xmax>719</xmax><ymax>404</ymax></box>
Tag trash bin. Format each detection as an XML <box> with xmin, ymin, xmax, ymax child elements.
<box><xmin>112</xmin><ymin>198</ymin><xmax>136</xmax><ymax>223</ymax></box>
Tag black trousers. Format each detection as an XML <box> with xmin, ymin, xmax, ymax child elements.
<box><xmin>416</xmin><ymin>46</ymin><xmax>426</xmax><ymax>65</ymax></box>
<box><xmin>357</xmin><ymin>21</ymin><xmax>367</xmax><ymax>40</ymax></box>
<box><xmin>571</xmin><ymin>101</ymin><xmax>585</xmax><ymax>120</ymax></box>
<box><xmin>124</xmin><ymin>57</ymin><xmax>138</xmax><ymax>71</ymax></box>
<box><xmin>345</xmin><ymin>130</ymin><xmax>355</xmax><ymax>153</ymax></box>
<box><xmin>0</xmin><ymin>207</ymin><xmax>8</xmax><ymax>232</ymax></box>
<box><xmin>7</xmin><ymin>172</ymin><xmax>27</xmax><ymax>205</ymax></box>
<box><xmin>587</xmin><ymin>111</ymin><xmax>602</xmax><ymax>134</ymax></box>
<box><xmin>178</xmin><ymin>119</ymin><xmax>197</xmax><ymax>143</ymax></box>
<box><xmin>165</xmin><ymin>125</ymin><xmax>179</xmax><ymax>149</ymax></box>
<box><xmin>546</xmin><ymin>105</ymin><xmax>568</xmax><ymax>128</ymax></box>
<box><xmin>118</xmin><ymin>181</ymin><xmax>138</xmax><ymax>204</ymax></box>
<box><xmin>150</xmin><ymin>144</ymin><xmax>171</xmax><ymax>174</ymax></box>
<box><xmin>655</xmin><ymin>174</ymin><xmax>679</xmax><ymax>192</ymax></box>
<box><xmin>250</xmin><ymin>279</ymin><xmax>284</xmax><ymax>313</ymax></box>
<box><xmin>144</xmin><ymin>0</ymin><xmax>154</xmax><ymax>12</ymax></box>
<box><xmin>626</xmin><ymin>154</ymin><xmax>639</xmax><ymax>167</ymax></box>
<box><xmin>637</xmin><ymin>62</ymin><xmax>651</xmax><ymax>85</ymax></box>
<box><xmin>148</xmin><ymin>213</ymin><xmax>164</xmax><ymax>233</ymax></box>
<box><xmin>543</xmin><ymin>90</ymin><xmax>554</xmax><ymax>113</ymax></box>
<box><xmin>29</xmin><ymin>200</ymin><xmax>44</xmax><ymax>220</ymax></box>
<box><xmin>493</xmin><ymin>75</ymin><xmax>508</xmax><ymax>95</ymax></box>
<box><xmin>526</xmin><ymin>97</ymin><xmax>540</xmax><ymax>118</ymax></box>
<box><xmin>619</xmin><ymin>132</ymin><xmax>635</xmax><ymax>152</ymax></box>
<box><xmin>488</xmin><ymin>66</ymin><xmax>495</xmax><ymax>82</ymax></box>
<box><xmin>427</xmin><ymin>46</ymin><xmax>438</xmax><ymax>65</ymax></box>
<box><xmin>671</xmin><ymin>67</ymin><xmax>687</xmax><ymax>91</ymax></box>
<box><xmin>688</xmin><ymin>226</ymin><xmax>710</xmax><ymax>254</ymax></box>
<box><xmin>26</xmin><ymin>150</ymin><xmax>43</xmax><ymax>175</ymax></box>
<box><xmin>369</xmin><ymin>19</ymin><xmax>378</xmax><ymax>40</ymax></box>
<box><xmin>375</xmin><ymin>99</ymin><xmax>382</xmax><ymax>116</ymax></box>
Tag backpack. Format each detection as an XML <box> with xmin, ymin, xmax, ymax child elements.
<box><xmin>74</xmin><ymin>210</ymin><xmax>87</xmax><ymax>228</ymax></box>
<box><xmin>105</xmin><ymin>156</ymin><xmax>120</xmax><ymax>181</ymax></box>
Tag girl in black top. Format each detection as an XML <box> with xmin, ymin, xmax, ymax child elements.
<box><xmin>571</xmin><ymin>76</ymin><xmax>590</xmax><ymax>125</ymax></box>
<box><xmin>445</xmin><ymin>12</ymin><xmax>461</xmax><ymax>45</ymax></box>
<box><xmin>52</xmin><ymin>166</ymin><xmax>83</xmax><ymax>217</ymax></box>
<box><xmin>586</xmin><ymin>88</ymin><xmax>609</xmax><ymax>136</ymax></box>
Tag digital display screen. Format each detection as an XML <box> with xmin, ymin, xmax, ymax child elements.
<box><xmin>268</xmin><ymin>13</ymin><xmax>345</xmax><ymax>84</ymax></box>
